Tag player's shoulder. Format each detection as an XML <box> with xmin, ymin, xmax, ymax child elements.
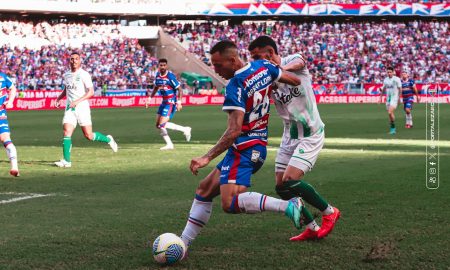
<box><xmin>283</xmin><ymin>53</ymin><xmax>305</xmax><ymax>64</ymax></box>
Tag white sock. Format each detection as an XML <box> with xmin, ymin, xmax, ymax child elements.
<box><xmin>181</xmin><ymin>199</ymin><xmax>212</xmax><ymax>248</ymax></box>
<box><xmin>237</xmin><ymin>192</ymin><xmax>288</xmax><ymax>213</ymax></box>
<box><xmin>162</xmin><ymin>135</ymin><xmax>173</xmax><ymax>146</ymax></box>
<box><xmin>306</xmin><ymin>220</ymin><xmax>320</xmax><ymax>232</ymax></box>
<box><xmin>165</xmin><ymin>122</ymin><xmax>186</xmax><ymax>132</ymax></box>
<box><xmin>407</xmin><ymin>113</ymin><xmax>413</xmax><ymax>126</ymax></box>
<box><xmin>159</xmin><ymin>128</ymin><xmax>173</xmax><ymax>146</ymax></box>
<box><xmin>5</xmin><ymin>142</ymin><xmax>18</xmax><ymax>170</ymax></box>
<box><xmin>322</xmin><ymin>204</ymin><xmax>334</xmax><ymax>215</ymax></box>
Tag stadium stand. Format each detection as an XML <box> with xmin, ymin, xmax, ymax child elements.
<box><xmin>0</xmin><ymin>21</ymin><xmax>158</xmax><ymax>90</ymax></box>
<box><xmin>164</xmin><ymin>20</ymin><xmax>450</xmax><ymax>84</ymax></box>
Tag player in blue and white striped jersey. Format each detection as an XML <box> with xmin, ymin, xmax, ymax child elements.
<box><xmin>0</xmin><ymin>72</ymin><xmax>19</xmax><ymax>176</ymax></box>
<box><xmin>147</xmin><ymin>59</ymin><xmax>191</xmax><ymax>150</ymax></box>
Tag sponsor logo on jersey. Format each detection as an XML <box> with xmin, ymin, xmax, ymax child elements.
<box><xmin>221</xmin><ymin>165</ymin><xmax>230</xmax><ymax>171</ymax></box>
<box><xmin>274</xmin><ymin>86</ymin><xmax>304</xmax><ymax>104</ymax></box>
<box><xmin>251</xmin><ymin>150</ymin><xmax>260</xmax><ymax>162</ymax></box>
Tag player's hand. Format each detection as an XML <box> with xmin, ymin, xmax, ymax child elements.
<box><xmin>55</xmin><ymin>100</ymin><xmax>61</xmax><ymax>108</ymax></box>
<box><xmin>5</xmin><ymin>102</ymin><xmax>13</xmax><ymax>109</ymax></box>
<box><xmin>69</xmin><ymin>101</ymin><xmax>78</xmax><ymax>108</ymax></box>
<box><xmin>176</xmin><ymin>101</ymin><xmax>182</xmax><ymax>111</ymax></box>
<box><xmin>190</xmin><ymin>156</ymin><xmax>210</xmax><ymax>176</ymax></box>
<box><xmin>146</xmin><ymin>97</ymin><xmax>152</xmax><ymax>108</ymax></box>
<box><xmin>416</xmin><ymin>96</ymin><xmax>420</xmax><ymax>103</ymax></box>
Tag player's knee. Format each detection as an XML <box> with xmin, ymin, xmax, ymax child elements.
<box><xmin>276</xmin><ymin>183</ymin><xmax>296</xmax><ymax>200</ymax></box>
<box><xmin>221</xmin><ymin>197</ymin><xmax>236</xmax><ymax>214</ymax></box>
<box><xmin>157</xmin><ymin>122</ymin><xmax>167</xmax><ymax>129</ymax></box>
<box><xmin>159</xmin><ymin>127</ymin><xmax>168</xmax><ymax>137</ymax></box>
<box><xmin>84</xmin><ymin>133</ymin><xmax>94</xmax><ymax>141</ymax></box>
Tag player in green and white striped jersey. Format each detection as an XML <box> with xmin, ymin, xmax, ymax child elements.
<box><xmin>249</xmin><ymin>36</ymin><xmax>340</xmax><ymax>241</ymax></box>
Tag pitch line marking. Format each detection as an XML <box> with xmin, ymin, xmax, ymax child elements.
<box><xmin>0</xmin><ymin>192</ymin><xmax>57</xmax><ymax>204</ymax></box>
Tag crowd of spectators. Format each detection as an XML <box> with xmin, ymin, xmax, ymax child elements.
<box><xmin>164</xmin><ymin>20</ymin><xmax>450</xmax><ymax>84</ymax></box>
<box><xmin>0</xmin><ymin>21</ymin><xmax>158</xmax><ymax>90</ymax></box>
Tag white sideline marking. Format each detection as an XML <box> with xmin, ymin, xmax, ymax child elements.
<box><xmin>0</xmin><ymin>192</ymin><xmax>55</xmax><ymax>204</ymax></box>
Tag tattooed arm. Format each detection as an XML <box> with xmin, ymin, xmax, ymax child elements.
<box><xmin>190</xmin><ymin>110</ymin><xmax>244</xmax><ymax>175</ymax></box>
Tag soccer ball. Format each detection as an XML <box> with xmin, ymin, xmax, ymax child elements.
<box><xmin>152</xmin><ymin>233</ymin><xmax>186</xmax><ymax>265</ymax></box>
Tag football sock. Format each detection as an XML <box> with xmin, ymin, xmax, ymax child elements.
<box><xmin>62</xmin><ymin>136</ymin><xmax>72</xmax><ymax>162</ymax></box>
<box><xmin>93</xmin><ymin>132</ymin><xmax>111</xmax><ymax>143</ymax></box>
<box><xmin>322</xmin><ymin>205</ymin><xmax>335</xmax><ymax>215</ymax></box>
<box><xmin>283</xmin><ymin>180</ymin><xmax>329</xmax><ymax>212</ymax></box>
<box><xmin>181</xmin><ymin>195</ymin><xmax>213</xmax><ymax>247</ymax></box>
<box><xmin>165</xmin><ymin>122</ymin><xmax>186</xmax><ymax>132</ymax></box>
<box><xmin>302</xmin><ymin>206</ymin><xmax>315</xmax><ymax>225</ymax></box>
<box><xmin>233</xmin><ymin>192</ymin><xmax>289</xmax><ymax>214</ymax></box>
<box><xmin>306</xmin><ymin>220</ymin><xmax>320</xmax><ymax>232</ymax></box>
<box><xmin>390</xmin><ymin>121</ymin><xmax>395</xmax><ymax>129</ymax></box>
<box><xmin>4</xmin><ymin>141</ymin><xmax>18</xmax><ymax>169</ymax></box>
<box><xmin>159</xmin><ymin>128</ymin><xmax>173</xmax><ymax>146</ymax></box>
<box><xmin>406</xmin><ymin>113</ymin><xmax>412</xmax><ymax>125</ymax></box>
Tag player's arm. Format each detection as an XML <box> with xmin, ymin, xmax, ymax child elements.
<box><xmin>175</xmin><ymin>85</ymin><xmax>183</xmax><ymax>111</ymax></box>
<box><xmin>190</xmin><ymin>109</ymin><xmax>244</xmax><ymax>175</ymax></box>
<box><xmin>278</xmin><ymin>70</ymin><xmax>301</xmax><ymax>86</ymax></box>
<box><xmin>5</xmin><ymin>84</ymin><xmax>17</xmax><ymax>109</ymax></box>
<box><xmin>55</xmin><ymin>88</ymin><xmax>67</xmax><ymax>108</ymax></box>
<box><xmin>265</xmin><ymin>60</ymin><xmax>300</xmax><ymax>86</ymax></box>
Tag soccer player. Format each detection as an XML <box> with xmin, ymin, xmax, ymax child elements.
<box><xmin>380</xmin><ymin>67</ymin><xmax>402</xmax><ymax>135</ymax></box>
<box><xmin>147</xmin><ymin>59</ymin><xmax>191</xmax><ymax>150</ymax></box>
<box><xmin>54</xmin><ymin>52</ymin><xmax>118</xmax><ymax>168</ymax></box>
<box><xmin>400</xmin><ymin>71</ymin><xmax>420</xmax><ymax>128</ymax></box>
<box><xmin>0</xmin><ymin>72</ymin><xmax>19</xmax><ymax>176</ymax></box>
<box><xmin>180</xmin><ymin>40</ymin><xmax>303</xmax><ymax>254</ymax></box>
<box><xmin>248</xmin><ymin>36</ymin><xmax>340</xmax><ymax>241</ymax></box>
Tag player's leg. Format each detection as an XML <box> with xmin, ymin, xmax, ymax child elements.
<box><xmin>165</xmin><ymin>104</ymin><xmax>192</xmax><ymax>142</ymax></box>
<box><xmin>0</xmin><ymin>129</ymin><xmax>19</xmax><ymax>177</ymax></box>
<box><xmin>156</xmin><ymin>103</ymin><xmax>174</xmax><ymax>150</ymax></box>
<box><xmin>180</xmin><ymin>168</ymin><xmax>221</xmax><ymax>249</ymax></box>
<box><xmin>276</xmin><ymin>132</ymin><xmax>339</xmax><ymax>240</ymax></box>
<box><xmin>404</xmin><ymin>103</ymin><xmax>413</xmax><ymax>128</ymax></box>
<box><xmin>219</xmin><ymin>145</ymin><xmax>303</xmax><ymax>229</ymax></box>
<box><xmin>388</xmin><ymin>105</ymin><xmax>396</xmax><ymax>134</ymax></box>
<box><xmin>55</xmin><ymin>110</ymin><xmax>76</xmax><ymax>168</ymax></box>
<box><xmin>79</xmin><ymin>108</ymin><xmax>118</xmax><ymax>152</ymax></box>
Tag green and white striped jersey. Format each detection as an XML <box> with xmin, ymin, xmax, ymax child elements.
<box><xmin>272</xmin><ymin>54</ymin><xmax>324</xmax><ymax>139</ymax></box>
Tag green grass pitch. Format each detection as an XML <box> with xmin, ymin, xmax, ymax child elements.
<box><xmin>0</xmin><ymin>104</ymin><xmax>449</xmax><ymax>269</ymax></box>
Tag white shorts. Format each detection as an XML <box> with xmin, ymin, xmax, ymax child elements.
<box><xmin>62</xmin><ymin>102</ymin><xmax>92</xmax><ymax>127</ymax></box>
<box><xmin>275</xmin><ymin>131</ymin><xmax>324</xmax><ymax>174</ymax></box>
<box><xmin>386</xmin><ymin>95</ymin><xmax>399</xmax><ymax>110</ymax></box>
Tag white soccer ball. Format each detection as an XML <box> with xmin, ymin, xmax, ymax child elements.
<box><xmin>152</xmin><ymin>233</ymin><xmax>186</xmax><ymax>265</ymax></box>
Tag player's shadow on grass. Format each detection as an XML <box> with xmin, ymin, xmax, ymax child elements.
<box><xmin>0</xmin><ymin>160</ymin><xmax>58</xmax><ymax>166</ymax></box>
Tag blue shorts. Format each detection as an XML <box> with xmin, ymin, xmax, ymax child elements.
<box><xmin>157</xmin><ymin>102</ymin><xmax>176</xmax><ymax>119</ymax></box>
<box><xmin>216</xmin><ymin>144</ymin><xmax>267</xmax><ymax>187</ymax></box>
<box><xmin>403</xmin><ymin>99</ymin><xmax>414</xmax><ymax>110</ymax></box>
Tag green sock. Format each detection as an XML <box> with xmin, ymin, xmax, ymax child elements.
<box><xmin>63</xmin><ymin>136</ymin><xmax>72</xmax><ymax>162</ymax></box>
<box><xmin>93</xmin><ymin>132</ymin><xmax>111</xmax><ymax>143</ymax></box>
<box><xmin>286</xmin><ymin>180</ymin><xmax>329</xmax><ymax>211</ymax></box>
<box><xmin>302</xmin><ymin>206</ymin><xmax>315</xmax><ymax>225</ymax></box>
<box><xmin>390</xmin><ymin>122</ymin><xmax>395</xmax><ymax>128</ymax></box>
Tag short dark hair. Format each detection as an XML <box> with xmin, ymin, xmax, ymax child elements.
<box><xmin>386</xmin><ymin>66</ymin><xmax>394</xmax><ymax>71</ymax></box>
<box><xmin>159</xmin><ymin>58</ymin><xmax>168</xmax><ymax>64</ymax></box>
<box><xmin>210</xmin><ymin>40</ymin><xmax>237</xmax><ymax>55</ymax></box>
<box><xmin>70</xmin><ymin>51</ymin><xmax>80</xmax><ymax>57</ymax></box>
<box><xmin>248</xmin><ymin>36</ymin><xmax>278</xmax><ymax>55</ymax></box>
